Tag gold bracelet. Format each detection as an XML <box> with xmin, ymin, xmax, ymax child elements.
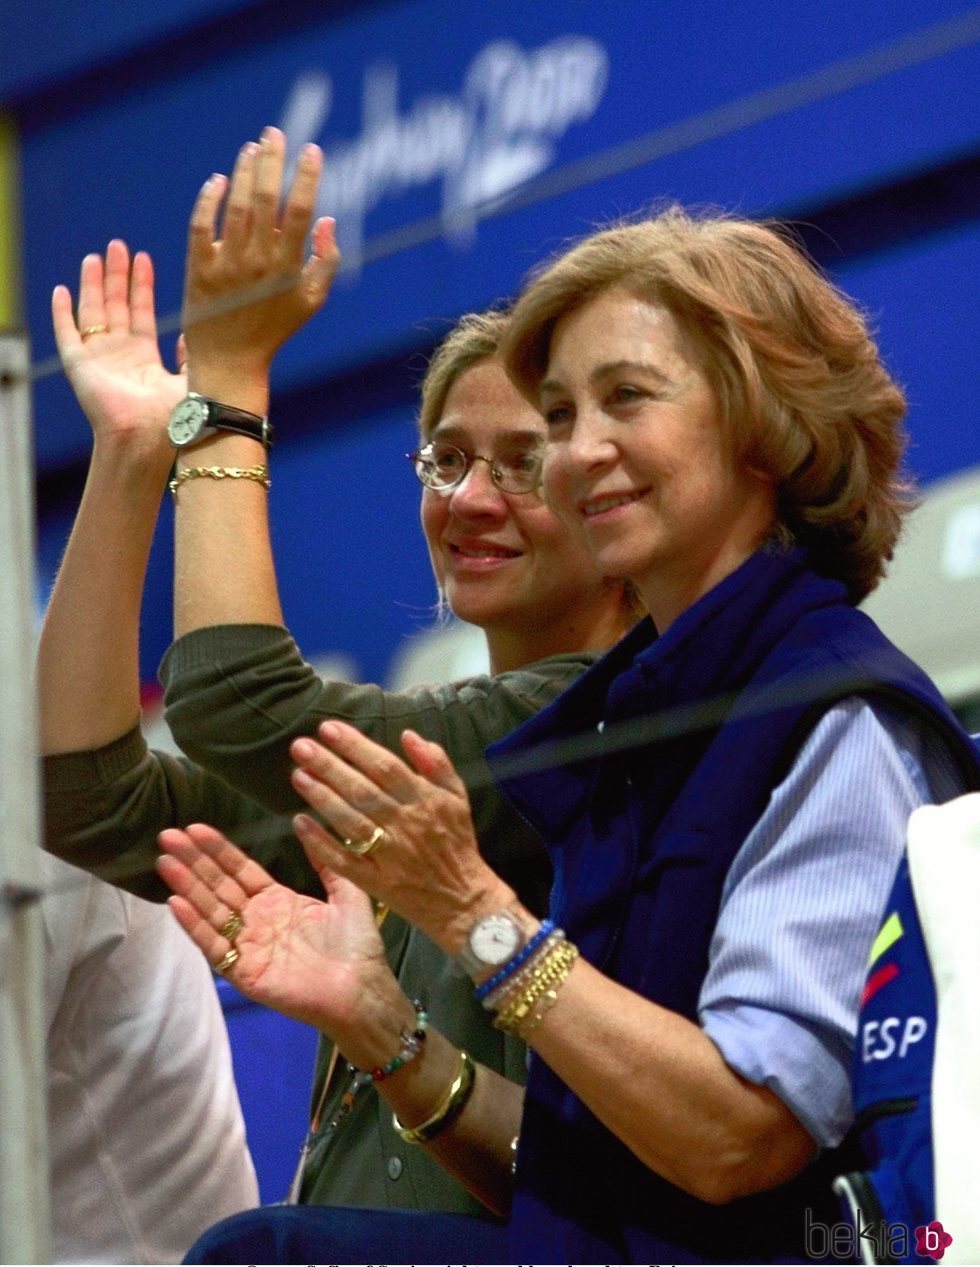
<box><xmin>169</xmin><ymin>464</ymin><xmax>271</xmax><ymax>496</ymax></box>
<box><xmin>492</xmin><ymin>936</ymin><xmax>577</xmax><ymax>1019</ymax></box>
<box><xmin>494</xmin><ymin>939</ymin><xmax>579</xmax><ymax>1035</ymax></box>
<box><xmin>392</xmin><ymin>1049</ymin><xmax>476</xmax><ymax>1144</ymax></box>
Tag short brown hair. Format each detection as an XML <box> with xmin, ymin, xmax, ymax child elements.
<box><xmin>418</xmin><ymin>308</ymin><xmax>511</xmax><ymax>440</ymax></box>
<box><xmin>418</xmin><ymin>305</ymin><xmax>644</xmax><ymax>625</ymax></box>
<box><xmin>502</xmin><ymin>207</ymin><xmax>912</xmax><ymax>602</ymax></box>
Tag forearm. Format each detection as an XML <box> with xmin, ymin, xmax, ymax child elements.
<box><xmin>174</xmin><ymin>323</ymin><xmax>281</xmax><ymax>634</ymax></box>
<box><xmin>289</xmin><ymin>722</ymin><xmax>818</xmax><ymax>1206</ymax></box>
<box><xmin>384</xmin><ymin>1031</ymin><xmax>522</xmax><ymax>1218</ymax></box>
<box><xmin>38</xmin><ymin>434</ymin><xmax>170</xmax><ymax>752</ymax></box>
<box><xmin>174</xmin><ymin>128</ymin><xmax>336</xmax><ymax>637</ymax></box>
<box><xmin>415</xmin><ymin>892</ymin><xmax>813</xmax><ymax>1204</ymax></box>
<box><xmin>338</xmin><ymin>1004</ymin><xmax>520</xmax><ymax>1218</ymax></box>
<box><xmin>172</xmin><ymin>428</ymin><xmax>284</xmax><ymax>635</ymax></box>
<box><xmin>523</xmin><ymin>954</ymin><xmax>815</xmax><ymax>1203</ymax></box>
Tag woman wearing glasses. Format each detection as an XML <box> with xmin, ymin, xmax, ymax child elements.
<box><xmin>162</xmin><ymin>207</ymin><xmax>980</xmax><ymax>1263</ymax></box>
<box><xmin>39</xmin><ymin>129</ymin><xmax>635</xmax><ymax>1222</ymax></box>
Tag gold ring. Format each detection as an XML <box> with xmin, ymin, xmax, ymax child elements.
<box><xmin>220</xmin><ymin>912</ymin><xmax>243</xmax><ymax>942</ymax></box>
<box><xmin>214</xmin><ymin>947</ymin><xmax>239</xmax><ymax>975</ymax></box>
<box><xmin>342</xmin><ymin>825</ymin><xmax>385</xmax><ymax>856</ymax></box>
<box><xmin>80</xmin><ymin>324</ymin><xmax>109</xmax><ymax>338</ymax></box>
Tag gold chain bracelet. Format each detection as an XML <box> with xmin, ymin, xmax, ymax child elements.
<box><xmin>494</xmin><ymin>939</ymin><xmax>579</xmax><ymax>1035</ymax></box>
<box><xmin>169</xmin><ymin>464</ymin><xmax>271</xmax><ymax>497</ymax></box>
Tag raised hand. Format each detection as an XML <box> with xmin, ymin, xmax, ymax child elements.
<box><xmin>157</xmin><ymin>823</ymin><xmax>400</xmax><ymax>1056</ymax></box>
<box><xmin>182</xmin><ymin>125</ymin><xmax>339</xmax><ymax>388</ymax></box>
<box><xmin>51</xmin><ymin>240</ymin><xmax>184</xmax><ymax>454</ymax></box>
<box><xmin>290</xmin><ymin>723</ymin><xmax>517</xmax><ymax>956</ymax></box>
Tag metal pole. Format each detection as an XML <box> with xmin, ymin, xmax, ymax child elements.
<box><xmin>0</xmin><ymin>332</ymin><xmax>50</xmax><ymax>1264</ymax></box>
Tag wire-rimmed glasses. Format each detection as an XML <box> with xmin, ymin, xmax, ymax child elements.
<box><xmin>409</xmin><ymin>441</ymin><xmax>543</xmax><ymax>495</ymax></box>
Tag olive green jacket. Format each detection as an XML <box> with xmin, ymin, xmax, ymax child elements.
<box><xmin>43</xmin><ymin>624</ymin><xmax>595</xmax><ymax>1215</ymax></box>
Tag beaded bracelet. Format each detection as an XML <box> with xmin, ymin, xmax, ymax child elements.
<box><xmin>480</xmin><ymin>927</ymin><xmax>565</xmax><ymax>1012</ymax></box>
<box><xmin>494</xmin><ymin>939</ymin><xmax>579</xmax><ymax>1035</ymax></box>
<box><xmin>473</xmin><ymin>919</ymin><xmax>556</xmax><ymax>1003</ymax></box>
<box><xmin>351</xmin><ymin>999</ymin><xmax>428</xmax><ymax>1083</ymax></box>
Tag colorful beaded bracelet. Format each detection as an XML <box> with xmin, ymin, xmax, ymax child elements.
<box><xmin>354</xmin><ymin>999</ymin><xmax>428</xmax><ymax>1083</ymax></box>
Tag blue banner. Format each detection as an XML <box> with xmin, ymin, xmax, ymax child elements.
<box><xmin>17</xmin><ymin>0</ymin><xmax>980</xmax><ymax>470</ymax></box>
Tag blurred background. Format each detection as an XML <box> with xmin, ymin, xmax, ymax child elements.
<box><xmin>3</xmin><ymin>0</ymin><xmax>979</xmax><ymax>1201</ymax></box>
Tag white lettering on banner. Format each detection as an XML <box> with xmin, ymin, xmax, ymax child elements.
<box><xmin>861</xmin><ymin>1016</ymin><xmax>929</xmax><ymax>1062</ymax></box>
<box><xmin>279</xmin><ymin>35</ymin><xmax>609</xmax><ymax>270</ymax></box>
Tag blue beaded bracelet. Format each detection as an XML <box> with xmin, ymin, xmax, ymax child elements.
<box><xmin>474</xmin><ymin>919</ymin><xmax>556</xmax><ymax>1002</ymax></box>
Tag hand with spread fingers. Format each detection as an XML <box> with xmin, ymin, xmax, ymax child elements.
<box><xmin>289</xmin><ymin>721</ymin><xmax>519</xmax><ymax>958</ymax></box>
<box><xmin>181</xmin><ymin>125</ymin><xmax>339</xmax><ymax>395</ymax></box>
<box><xmin>156</xmin><ymin>822</ymin><xmax>410</xmax><ymax>1068</ymax></box>
<box><xmin>51</xmin><ymin>239</ymin><xmax>185</xmax><ymax>462</ymax></box>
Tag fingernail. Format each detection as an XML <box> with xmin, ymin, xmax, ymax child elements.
<box><xmin>292</xmin><ymin>738</ymin><xmax>315</xmax><ymax>761</ymax></box>
<box><xmin>319</xmin><ymin>721</ymin><xmax>340</xmax><ymax>742</ymax></box>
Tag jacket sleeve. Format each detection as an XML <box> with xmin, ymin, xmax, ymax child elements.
<box><xmin>160</xmin><ymin>623</ymin><xmax>590</xmax><ymax>896</ymax></box>
<box><xmin>43</xmin><ymin>724</ymin><xmax>321</xmax><ymax>902</ymax></box>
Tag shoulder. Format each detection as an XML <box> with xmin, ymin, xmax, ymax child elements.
<box><xmin>454</xmin><ymin>653</ymin><xmax>598</xmax><ymax>708</ymax></box>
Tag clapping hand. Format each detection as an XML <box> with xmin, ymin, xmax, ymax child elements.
<box><xmin>289</xmin><ymin>723</ymin><xmax>517</xmax><ymax>958</ymax></box>
<box><xmin>157</xmin><ymin>822</ymin><xmax>396</xmax><ymax>1054</ymax></box>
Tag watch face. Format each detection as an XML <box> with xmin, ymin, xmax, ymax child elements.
<box><xmin>167</xmin><ymin>397</ymin><xmax>208</xmax><ymax>447</ymax></box>
<box><xmin>470</xmin><ymin>913</ymin><xmax>522</xmax><ymax>966</ymax></box>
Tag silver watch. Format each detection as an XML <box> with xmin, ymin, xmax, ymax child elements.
<box><xmin>167</xmin><ymin>392</ymin><xmax>274</xmax><ymax>451</ymax></box>
<box><xmin>456</xmin><ymin>908</ymin><xmax>525</xmax><ymax>978</ymax></box>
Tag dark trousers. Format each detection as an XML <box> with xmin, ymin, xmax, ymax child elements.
<box><xmin>183</xmin><ymin>1204</ymin><xmax>511</xmax><ymax>1264</ymax></box>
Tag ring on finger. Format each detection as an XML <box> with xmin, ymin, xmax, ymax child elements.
<box><xmin>341</xmin><ymin>825</ymin><xmax>385</xmax><ymax>857</ymax></box>
<box><xmin>220</xmin><ymin>911</ymin><xmax>243</xmax><ymax>942</ymax></box>
<box><xmin>80</xmin><ymin>324</ymin><xmax>109</xmax><ymax>339</ymax></box>
<box><xmin>214</xmin><ymin>948</ymin><xmax>239</xmax><ymax>975</ymax></box>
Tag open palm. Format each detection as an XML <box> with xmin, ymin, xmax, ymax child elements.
<box><xmin>52</xmin><ymin>239</ymin><xmax>184</xmax><ymax>445</ymax></box>
<box><xmin>157</xmin><ymin>823</ymin><xmax>391</xmax><ymax>1035</ymax></box>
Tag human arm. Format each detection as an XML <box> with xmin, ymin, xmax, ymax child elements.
<box><xmin>286</xmin><ymin>721</ymin><xmax>820</xmax><ymax>1205</ymax></box>
<box><xmin>156</xmin><ymin>823</ymin><xmax>522</xmax><ymax>1216</ymax></box>
<box><xmin>162</xmin><ymin>622</ymin><xmax>589</xmax><ymax>815</ymax></box>
<box><xmin>43</xmin><ymin>724</ymin><xmax>321</xmax><ymax>902</ymax></box>
<box><xmin>172</xmin><ymin>126</ymin><xmax>337</xmax><ymax>635</ymax></box>
<box><xmin>39</xmin><ymin>243</ymin><xmax>184</xmax><ymax>753</ymax></box>
<box><xmin>162</xmin><ymin>630</ymin><xmax>583</xmax><ymax>915</ymax></box>
<box><xmin>37</xmin><ymin>136</ymin><xmax>335</xmax><ymax>889</ymax></box>
<box><xmin>698</xmin><ymin>698</ymin><xmax>960</xmax><ymax>1147</ymax></box>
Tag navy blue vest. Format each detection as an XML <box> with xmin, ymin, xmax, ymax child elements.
<box><xmin>488</xmin><ymin>549</ymin><xmax>980</xmax><ymax>1264</ymax></box>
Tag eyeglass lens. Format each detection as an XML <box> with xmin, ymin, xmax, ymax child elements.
<box><xmin>413</xmin><ymin>442</ymin><xmax>541</xmax><ymax>493</ymax></box>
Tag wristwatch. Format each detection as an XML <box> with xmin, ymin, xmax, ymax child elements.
<box><xmin>167</xmin><ymin>392</ymin><xmax>275</xmax><ymax>451</ymax></box>
<box><xmin>456</xmin><ymin>908</ymin><xmax>525</xmax><ymax>978</ymax></box>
